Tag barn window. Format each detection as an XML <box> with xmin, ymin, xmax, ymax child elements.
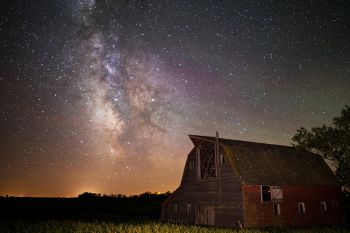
<box><xmin>321</xmin><ymin>201</ymin><xmax>327</xmax><ymax>212</ymax></box>
<box><xmin>187</xmin><ymin>204</ymin><xmax>192</xmax><ymax>214</ymax></box>
<box><xmin>271</xmin><ymin>186</ymin><xmax>283</xmax><ymax>201</ymax></box>
<box><xmin>298</xmin><ymin>202</ymin><xmax>306</xmax><ymax>213</ymax></box>
<box><xmin>198</xmin><ymin>143</ymin><xmax>217</xmax><ymax>179</ymax></box>
<box><xmin>261</xmin><ymin>186</ymin><xmax>271</xmax><ymax>202</ymax></box>
<box><xmin>189</xmin><ymin>161</ymin><xmax>194</xmax><ymax>170</ymax></box>
<box><xmin>220</xmin><ymin>154</ymin><xmax>226</xmax><ymax>164</ymax></box>
<box><xmin>261</xmin><ymin>186</ymin><xmax>283</xmax><ymax>202</ymax></box>
<box><xmin>273</xmin><ymin>203</ymin><xmax>281</xmax><ymax>216</ymax></box>
<box><xmin>332</xmin><ymin>199</ymin><xmax>339</xmax><ymax>208</ymax></box>
<box><xmin>174</xmin><ymin>203</ymin><xmax>178</xmax><ymax>213</ymax></box>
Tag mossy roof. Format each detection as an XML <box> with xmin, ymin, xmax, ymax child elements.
<box><xmin>189</xmin><ymin>135</ymin><xmax>339</xmax><ymax>186</ymax></box>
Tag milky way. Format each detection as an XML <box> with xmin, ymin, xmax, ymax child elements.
<box><xmin>1</xmin><ymin>0</ymin><xmax>350</xmax><ymax>196</ymax></box>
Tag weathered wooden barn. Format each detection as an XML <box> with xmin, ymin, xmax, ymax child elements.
<box><xmin>162</xmin><ymin>134</ymin><xmax>344</xmax><ymax>228</ymax></box>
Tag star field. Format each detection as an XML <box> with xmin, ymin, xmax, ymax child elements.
<box><xmin>0</xmin><ymin>0</ymin><xmax>350</xmax><ymax>196</ymax></box>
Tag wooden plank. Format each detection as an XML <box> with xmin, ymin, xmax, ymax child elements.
<box><xmin>243</xmin><ymin>185</ymin><xmax>345</xmax><ymax>227</ymax></box>
<box><xmin>163</xmin><ymin>141</ymin><xmax>244</xmax><ymax>227</ymax></box>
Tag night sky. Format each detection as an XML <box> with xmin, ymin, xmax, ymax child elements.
<box><xmin>1</xmin><ymin>0</ymin><xmax>350</xmax><ymax>197</ymax></box>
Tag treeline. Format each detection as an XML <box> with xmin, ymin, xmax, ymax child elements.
<box><xmin>0</xmin><ymin>191</ymin><xmax>172</xmax><ymax>200</ymax></box>
<box><xmin>77</xmin><ymin>191</ymin><xmax>171</xmax><ymax>200</ymax></box>
<box><xmin>0</xmin><ymin>191</ymin><xmax>172</xmax><ymax>220</ymax></box>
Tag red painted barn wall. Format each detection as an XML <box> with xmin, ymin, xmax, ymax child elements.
<box><xmin>243</xmin><ymin>185</ymin><xmax>344</xmax><ymax>227</ymax></box>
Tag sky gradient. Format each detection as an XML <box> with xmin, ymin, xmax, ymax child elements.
<box><xmin>1</xmin><ymin>0</ymin><xmax>350</xmax><ymax>197</ymax></box>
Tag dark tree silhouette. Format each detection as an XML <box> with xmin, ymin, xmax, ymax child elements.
<box><xmin>292</xmin><ymin>105</ymin><xmax>350</xmax><ymax>190</ymax></box>
<box><xmin>77</xmin><ymin>191</ymin><xmax>171</xmax><ymax>200</ymax></box>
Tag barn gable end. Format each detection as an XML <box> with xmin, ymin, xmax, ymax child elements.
<box><xmin>162</xmin><ymin>137</ymin><xmax>244</xmax><ymax>227</ymax></box>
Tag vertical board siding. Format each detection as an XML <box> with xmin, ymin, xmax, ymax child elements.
<box><xmin>163</xmin><ymin>143</ymin><xmax>244</xmax><ymax>227</ymax></box>
<box><xmin>243</xmin><ymin>185</ymin><xmax>345</xmax><ymax>227</ymax></box>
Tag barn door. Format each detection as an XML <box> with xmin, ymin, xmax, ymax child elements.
<box><xmin>198</xmin><ymin>206</ymin><xmax>215</xmax><ymax>225</ymax></box>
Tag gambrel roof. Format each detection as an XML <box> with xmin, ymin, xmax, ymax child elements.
<box><xmin>189</xmin><ymin>135</ymin><xmax>339</xmax><ymax>186</ymax></box>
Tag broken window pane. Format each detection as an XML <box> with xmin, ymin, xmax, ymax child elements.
<box><xmin>262</xmin><ymin>186</ymin><xmax>271</xmax><ymax>202</ymax></box>
<box><xmin>198</xmin><ymin>144</ymin><xmax>217</xmax><ymax>179</ymax></box>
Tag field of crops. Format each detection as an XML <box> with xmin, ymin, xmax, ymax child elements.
<box><xmin>1</xmin><ymin>220</ymin><xmax>350</xmax><ymax>233</ymax></box>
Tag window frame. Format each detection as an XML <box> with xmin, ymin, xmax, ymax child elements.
<box><xmin>270</xmin><ymin>186</ymin><xmax>283</xmax><ymax>201</ymax></box>
<box><xmin>261</xmin><ymin>185</ymin><xmax>271</xmax><ymax>202</ymax></box>
<box><xmin>298</xmin><ymin>202</ymin><xmax>306</xmax><ymax>214</ymax></box>
<box><xmin>174</xmin><ymin>203</ymin><xmax>178</xmax><ymax>213</ymax></box>
<box><xmin>273</xmin><ymin>203</ymin><xmax>281</xmax><ymax>216</ymax></box>
<box><xmin>220</xmin><ymin>154</ymin><xmax>226</xmax><ymax>164</ymax></box>
<box><xmin>189</xmin><ymin>161</ymin><xmax>194</xmax><ymax>170</ymax></box>
<box><xmin>332</xmin><ymin>199</ymin><xmax>339</xmax><ymax>208</ymax></box>
<box><xmin>320</xmin><ymin>201</ymin><xmax>327</xmax><ymax>212</ymax></box>
<box><xmin>197</xmin><ymin>145</ymin><xmax>217</xmax><ymax>180</ymax></box>
<box><xmin>187</xmin><ymin>204</ymin><xmax>192</xmax><ymax>215</ymax></box>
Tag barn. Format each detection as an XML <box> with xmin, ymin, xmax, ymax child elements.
<box><xmin>162</xmin><ymin>134</ymin><xmax>345</xmax><ymax>228</ymax></box>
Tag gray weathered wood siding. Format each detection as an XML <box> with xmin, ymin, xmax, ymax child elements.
<box><xmin>162</xmin><ymin>141</ymin><xmax>244</xmax><ymax>227</ymax></box>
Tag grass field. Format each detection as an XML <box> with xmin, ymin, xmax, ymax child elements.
<box><xmin>0</xmin><ymin>220</ymin><xmax>350</xmax><ymax>233</ymax></box>
<box><xmin>1</xmin><ymin>197</ymin><xmax>349</xmax><ymax>233</ymax></box>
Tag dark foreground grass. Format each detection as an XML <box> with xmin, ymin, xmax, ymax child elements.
<box><xmin>0</xmin><ymin>219</ymin><xmax>350</xmax><ymax>233</ymax></box>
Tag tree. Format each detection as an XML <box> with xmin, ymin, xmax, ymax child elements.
<box><xmin>292</xmin><ymin>105</ymin><xmax>350</xmax><ymax>190</ymax></box>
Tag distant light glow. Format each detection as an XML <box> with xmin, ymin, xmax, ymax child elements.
<box><xmin>0</xmin><ymin>1</ymin><xmax>349</xmax><ymax>197</ymax></box>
